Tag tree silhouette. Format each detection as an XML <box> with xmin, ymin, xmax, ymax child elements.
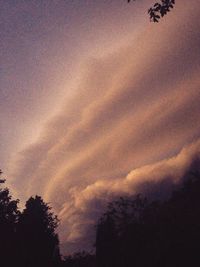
<box><xmin>128</xmin><ymin>0</ymin><xmax>176</xmax><ymax>22</ymax></box>
<box><xmin>17</xmin><ymin>195</ymin><xmax>61</xmax><ymax>267</ymax></box>
<box><xmin>64</xmin><ymin>251</ymin><xmax>96</xmax><ymax>267</ymax></box>
<box><xmin>1</xmin><ymin>159</ymin><xmax>200</xmax><ymax>267</ymax></box>
<box><xmin>0</xmin><ymin>170</ymin><xmax>20</xmax><ymax>267</ymax></box>
<box><xmin>95</xmin><ymin>163</ymin><xmax>200</xmax><ymax>267</ymax></box>
<box><xmin>96</xmin><ymin>195</ymin><xmax>148</xmax><ymax>267</ymax></box>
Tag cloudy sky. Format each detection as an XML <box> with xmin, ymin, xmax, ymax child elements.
<box><xmin>1</xmin><ymin>0</ymin><xmax>200</xmax><ymax>254</ymax></box>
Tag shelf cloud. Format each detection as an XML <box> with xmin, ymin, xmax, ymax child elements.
<box><xmin>8</xmin><ymin>0</ymin><xmax>200</xmax><ymax>254</ymax></box>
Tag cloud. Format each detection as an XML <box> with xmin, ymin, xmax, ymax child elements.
<box><xmin>8</xmin><ymin>0</ymin><xmax>200</xmax><ymax>254</ymax></box>
<box><xmin>58</xmin><ymin>139</ymin><xmax>200</xmax><ymax>253</ymax></box>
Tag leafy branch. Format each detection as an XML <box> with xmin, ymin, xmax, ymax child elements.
<box><xmin>128</xmin><ymin>0</ymin><xmax>176</xmax><ymax>22</ymax></box>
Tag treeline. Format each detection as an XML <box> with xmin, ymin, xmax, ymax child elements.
<box><xmin>95</xmin><ymin>172</ymin><xmax>200</xmax><ymax>267</ymax></box>
<box><xmin>0</xmin><ymin>170</ymin><xmax>60</xmax><ymax>267</ymax></box>
<box><xmin>1</xmin><ymin>162</ymin><xmax>200</xmax><ymax>267</ymax></box>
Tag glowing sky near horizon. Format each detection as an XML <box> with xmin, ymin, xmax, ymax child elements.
<box><xmin>1</xmin><ymin>0</ymin><xmax>200</xmax><ymax>254</ymax></box>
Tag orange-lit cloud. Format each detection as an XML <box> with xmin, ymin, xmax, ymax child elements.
<box><xmin>7</xmin><ymin>0</ymin><xmax>200</xmax><ymax>254</ymax></box>
<box><xmin>58</xmin><ymin>139</ymin><xmax>200</xmax><ymax>252</ymax></box>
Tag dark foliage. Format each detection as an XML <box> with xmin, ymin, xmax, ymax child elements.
<box><xmin>0</xmin><ymin>170</ymin><xmax>20</xmax><ymax>267</ymax></box>
<box><xmin>0</xmin><ymin>170</ymin><xmax>61</xmax><ymax>267</ymax></box>
<box><xmin>128</xmin><ymin>0</ymin><xmax>176</xmax><ymax>22</ymax></box>
<box><xmin>1</xmin><ymin>159</ymin><xmax>200</xmax><ymax>267</ymax></box>
<box><xmin>96</xmin><ymin>163</ymin><xmax>200</xmax><ymax>267</ymax></box>
<box><xmin>63</xmin><ymin>251</ymin><xmax>96</xmax><ymax>267</ymax></box>
<box><xmin>17</xmin><ymin>195</ymin><xmax>61</xmax><ymax>267</ymax></box>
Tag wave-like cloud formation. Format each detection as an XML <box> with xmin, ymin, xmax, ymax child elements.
<box><xmin>58</xmin><ymin>139</ymin><xmax>200</xmax><ymax>252</ymax></box>
<box><xmin>9</xmin><ymin>0</ymin><xmax>200</xmax><ymax>254</ymax></box>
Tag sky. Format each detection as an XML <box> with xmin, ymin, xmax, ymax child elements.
<box><xmin>1</xmin><ymin>0</ymin><xmax>200</xmax><ymax>255</ymax></box>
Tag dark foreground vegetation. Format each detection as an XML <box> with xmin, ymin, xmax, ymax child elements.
<box><xmin>128</xmin><ymin>0</ymin><xmax>176</xmax><ymax>22</ymax></box>
<box><xmin>0</xmin><ymin>158</ymin><xmax>200</xmax><ymax>267</ymax></box>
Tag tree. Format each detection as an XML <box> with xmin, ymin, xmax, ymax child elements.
<box><xmin>0</xmin><ymin>170</ymin><xmax>20</xmax><ymax>267</ymax></box>
<box><xmin>96</xmin><ymin>195</ymin><xmax>148</xmax><ymax>267</ymax></box>
<box><xmin>64</xmin><ymin>251</ymin><xmax>96</xmax><ymax>267</ymax></box>
<box><xmin>95</xmin><ymin>166</ymin><xmax>200</xmax><ymax>267</ymax></box>
<box><xmin>128</xmin><ymin>0</ymin><xmax>176</xmax><ymax>22</ymax></box>
<box><xmin>17</xmin><ymin>195</ymin><xmax>61</xmax><ymax>267</ymax></box>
